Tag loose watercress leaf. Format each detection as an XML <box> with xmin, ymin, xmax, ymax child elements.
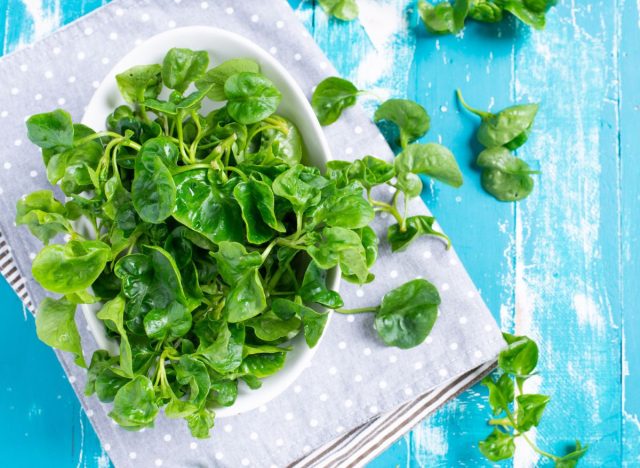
<box><xmin>318</xmin><ymin>0</ymin><xmax>359</xmax><ymax>21</ymax></box>
<box><xmin>469</xmin><ymin>1</ymin><xmax>504</xmax><ymax>22</ymax></box>
<box><xmin>162</xmin><ymin>47</ymin><xmax>209</xmax><ymax>94</ymax></box>
<box><xmin>482</xmin><ymin>373</ymin><xmax>514</xmax><ymax>416</ymax></box>
<box><xmin>32</xmin><ymin>240</ymin><xmax>110</xmax><ymax>294</ymax></box>
<box><xmin>556</xmin><ymin>442</ymin><xmax>589</xmax><ymax>468</ymax></box>
<box><xmin>311</xmin><ymin>77</ymin><xmax>362</xmax><ymax>126</ymax></box>
<box><xmin>186</xmin><ymin>408</ymin><xmax>215</xmax><ymax>439</ymax></box>
<box><xmin>395</xmin><ymin>143</ymin><xmax>463</xmax><ymax>188</ymax></box>
<box><xmin>419</xmin><ymin>0</ymin><xmax>455</xmax><ymax>34</ymax></box>
<box><xmin>196</xmin><ymin>58</ymin><xmax>260</xmax><ymax>101</ymax></box>
<box><xmin>224</xmin><ymin>72</ymin><xmax>282</xmax><ymax>125</ymax></box>
<box><xmin>374</xmin><ymin>279</ymin><xmax>440</xmax><ymax>349</ymax></box>
<box><xmin>374</xmin><ymin>99</ymin><xmax>431</xmax><ymax>149</ymax></box>
<box><xmin>36</xmin><ymin>297</ymin><xmax>85</xmax><ymax>367</ymax></box>
<box><xmin>476</xmin><ymin>147</ymin><xmax>538</xmax><ymax>201</ymax></box>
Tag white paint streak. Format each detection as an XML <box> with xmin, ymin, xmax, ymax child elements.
<box><xmin>76</xmin><ymin>408</ymin><xmax>85</xmax><ymax>468</ymax></box>
<box><xmin>412</xmin><ymin>424</ymin><xmax>448</xmax><ymax>466</ymax></box>
<box><xmin>21</xmin><ymin>0</ymin><xmax>61</xmax><ymax>41</ymax></box>
<box><xmin>572</xmin><ymin>293</ymin><xmax>606</xmax><ymax>333</ymax></box>
<box><xmin>355</xmin><ymin>0</ymin><xmax>415</xmax><ymax>93</ymax></box>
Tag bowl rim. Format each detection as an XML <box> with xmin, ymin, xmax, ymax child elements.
<box><xmin>80</xmin><ymin>26</ymin><xmax>338</xmax><ymax>418</ymax></box>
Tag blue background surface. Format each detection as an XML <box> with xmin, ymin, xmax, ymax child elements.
<box><xmin>1</xmin><ymin>0</ymin><xmax>638</xmax><ymax>466</ymax></box>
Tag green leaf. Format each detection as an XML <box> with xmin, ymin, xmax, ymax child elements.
<box><xmin>132</xmin><ymin>139</ymin><xmax>177</xmax><ymax>223</ymax></box>
<box><xmin>26</xmin><ymin>109</ymin><xmax>74</xmax><ymax>149</ymax></box>
<box><xmin>199</xmin><ymin>323</ymin><xmax>245</xmax><ymax>374</ymax></box>
<box><xmin>469</xmin><ymin>0</ymin><xmax>504</xmax><ymax>22</ymax></box>
<box><xmin>85</xmin><ymin>350</ymin><xmax>116</xmax><ymax>396</ymax></box>
<box><xmin>16</xmin><ymin>190</ymin><xmax>71</xmax><ymax>244</ymax></box>
<box><xmin>374</xmin><ymin>99</ymin><xmax>431</xmax><ymax>148</ymax></box>
<box><xmin>36</xmin><ymin>297</ymin><xmax>85</xmax><ymax>367</ymax></box>
<box><xmin>271</xmin><ymin>298</ymin><xmax>329</xmax><ymax>348</ymax></box>
<box><xmin>240</xmin><ymin>352</ymin><xmax>287</xmax><ymax>378</ymax></box>
<box><xmin>482</xmin><ymin>374</ymin><xmax>514</xmax><ymax>415</ymax></box>
<box><xmin>233</xmin><ymin>177</ymin><xmax>285</xmax><ymax>244</ymax></box>
<box><xmin>374</xmin><ymin>279</ymin><xmax>440</xmax><ymax>349</ymax></box>
<box><xmin>308</xmin><ymin>226</ymin><xmax>369</xmax><ymax>284</ymax></box>
<box><xmin>186</xmin><ymin>408</ymin><xmax>215</xmax><ymax>439</ymax></box>
<box><xmin>503</xmin><ymin>1</ymin><xmax>547</xmax><ymax>29</ymax></box>
<box><xmin>143</xmin><ymin>301</ymin><xmax>192</xmax><ymax>341</ymax></box>
<box><xmin>318</xmin><ymin>0</ymin><xmax>359</xmax><ymax>21</ymax></box>
<box><xmin>96</xmin><ymin>295</ymin><xmax>133</xmax><ymax>377</ymax></box>
<box><xmin>478</xmin><ymin>429</ymin><xmax>515</xmax><ymax>462</ymax></box>
<box><xmin>109</xmin><ymin>375</ymin><xmax>159</xmax><ymax>429</ymax></box>
<box><xmin>209</xmin><ymin>380</ymin><xmax>238</xmax><ymax>407</ymax></box>
<box><xmin>246</xmin><ymin>309</ymin><xmax>302</xmax><ymax>341</ymax></box>
<box><xmin>212</xmin><ymin>241</ymin><xmax>263</xmax><ymax>283</ymax></box>
<box><xmin>175</xmin><ymin>355</ymin><xmax>211</xmax><ymax>407</ymax></box>
<box><xmin>311</xmin><ymin>77</ymin><xmax>361</xmax><ymax>126</ymax></box>
<box><xmin>515</xmin><ymin>393</ymin><xmax>550</xmax><ymax>431</ymax></box>
<box><xmin>477</xmin><ymin>147</ymin><xmax>537</xmax><ymax>202</ymax></box>
<box><xmin>162</xmin><ymin>48</ymin><xmax>209</xmax><ymax>93</ymax></box>
<box><xmin>314</xmin><ymin>188</ymin><xmax>375</xmax><ymax>230</ymax></box>
<box><xmin>299</xmin><ymin>261</ymin><xmax>344</xmax><ymax>309</ymax></box>
<box><xmin>555</xmin><ymin>441</ymin><xmax>589</xmax><ymax>468</ymax></box>
<box><xmin>32</xmin><ymin>240</ymin><xmax>110</xmax><ymax>294</ymax></box>
<box><xmin>224</xmin><ymin>72</ymin><xmax>282</xmax><ymax>124</ymax></box>
<box><xmin>419</xmin><ymin>0</ymin><xmax>455</xmax><ymax>34</ymax></box>
<box><xmin>115</xmin><ymin>64</ymin><xmax>162</xmax><ymax>104</ymax></box>
<box><xmin>388</xmin><ymin>215</ymin><xmax>450</xmax><ymax>252</ymax></box>
<box><xmin>395</xmin><ymin>143</ymin><xmax>463</xmax><ymax>188</ymax></box>
<box><xmin>272</xmin><ymin>164</ymin><xmax>323</xmax><ymax>215</ymax></box>
<box><xmin>173</xmin><ymin>169</ymin><xmax>245</xmax><ymax>244</ymax></box>
<box><xmin>195</xmin><ymin>58</ymin><xmax>260</xmax><ymax>101</ymax></box>
<box><xmin>499</xmin><ymin>333</ymin><xmax>539</xmax><ymax>376</ymax></box>
<box><xmin>225</xmin><ymin>271</ymin><xmax>267</xmax><ymax>322</ymax></box>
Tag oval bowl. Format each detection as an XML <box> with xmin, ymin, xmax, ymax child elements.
<box><xmin>81</xmin><ymin>26</ymin><xmax>337</xmax><ymax>418</ymax></box>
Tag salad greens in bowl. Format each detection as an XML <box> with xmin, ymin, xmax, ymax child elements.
<box><xmin>17</xmin><ymin>27</ymin><xmax>455</xmax><ymax>439</ymax></box>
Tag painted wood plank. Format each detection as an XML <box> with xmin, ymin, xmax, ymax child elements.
<box><xmin>512</xmin><ymin>1</ymin><xmax>622</xmax><ymax>465</ymax></box>
<box><xmin>620</xmin><ymin>0</ymin><xmax>640</xmax><ymax>465</ymax></box>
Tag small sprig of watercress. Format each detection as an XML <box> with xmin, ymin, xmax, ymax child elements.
<box><xmin>457</xmin><ymin>89</ymin><xmax>539</xmax><ymax>201</ymax></box>
<box><xmin>481</xmin><ymin>333</ymin><xmax>588</xmax><ymax>465</ymax></box>
<box><xmin>419</xmin><ymin>0</ymin><xmax>557</xmax><ymax>35</ymax></box>
<box><xmin>18</xmin><ymin>47</ymin><xmax>454</xmax><ymax>440</ymax></box>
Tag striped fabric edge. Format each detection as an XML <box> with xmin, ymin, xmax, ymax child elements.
<box><xmin>0</xmin><ymin>230</ymin><xmax>34</xmax><ymax>312</ymax></box>
<box><xmin>290</xmin><ymin>360</ymin><xmax>497</xmax><ymax>468</ymax></box>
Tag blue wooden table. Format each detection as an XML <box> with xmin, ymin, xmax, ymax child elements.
<box><xmin>1</xmin><ymin>0</ymin><xmax>638</xmax><ymax>466</ymax></box>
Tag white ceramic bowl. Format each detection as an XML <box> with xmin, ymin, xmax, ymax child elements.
<box><xmin>81</xmin><ymin>26</ymin><xmax>337</xmax><ymax>417</ymax></box>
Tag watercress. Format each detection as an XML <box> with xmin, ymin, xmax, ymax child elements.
<box><xmin>481</xmin><ymin>333</ymin><xmax>588</xmax><ymax>465</ymax></box>
<box><xmin>20</xmin><ymin>48</ymin><xmax>450</xmax><ymax>440</ymax></box>
<box><xmin>457</xmin><ymin>90</ymin><xmax>539</xmax><ymax>201</ymax></box>
<box><xmin>419</xmin><ymin>0</ymin><xmax>557</xmax><ymax>35</ymax></box>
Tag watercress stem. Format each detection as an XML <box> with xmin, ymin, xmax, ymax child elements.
<box><xmin>456</xmin><ymin>89</ymin><xmax>492</xmax><ymax>119</ymax></box>
<box><xmin>335</xmin><ymin>306</ymin><xmax>378</xmax><ymax>314</ymax></box>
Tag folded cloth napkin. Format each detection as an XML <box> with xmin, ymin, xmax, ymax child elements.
<box><xmin>0</xmin><ymin>0</ymin><xmax>505</xmax><ymax>466</ymax></box>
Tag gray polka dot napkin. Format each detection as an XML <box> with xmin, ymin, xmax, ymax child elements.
<box><xmin>0</xmin><ymin>0</ymin><xmax>504</xmax><ymax>466</ymax></box>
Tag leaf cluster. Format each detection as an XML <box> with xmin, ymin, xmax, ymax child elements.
<box><xmin>419</xmin><ymin>0</ymin><xmax>557</xmax><ymax>35</ymax></box>
<box><xmin>480</xmin><ymin>333</ymin><xmax>588</xmax><ymax>465</ymax></box>
<box><xmin>457</xmin><ymin>89</ymin><xmax>540</xmax><ymax>201</ymax></box>
<box><xmin>19</xmin><ymin>48</ymin><xmax>449</xmax><ymax>439</ymax></box>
